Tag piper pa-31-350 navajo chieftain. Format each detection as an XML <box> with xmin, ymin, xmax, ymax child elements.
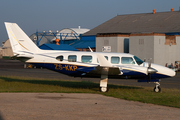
<box><xmin>5</xmin><ymin>22</ymin><xmax>176</xmax><ymax>93</ymax></box>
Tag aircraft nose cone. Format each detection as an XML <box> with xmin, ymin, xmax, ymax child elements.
<box><xmin>151</xmin><ymin>63</ymin><xmax>176</xmax><ymax>78</ymax></box>
<box><xmin>168</xmin><ymin>68</ymin><xmax>176</xmax><ymax>77</ymax></box>
<box><xmin>163</xmin><ymin>67</ymin><xmax>176</xmax><ymax>77</ymax></box>
<box><xmin>148</xmin><ymin>68</ymin><xmax>158</xmax><ymax>74</ymax></box>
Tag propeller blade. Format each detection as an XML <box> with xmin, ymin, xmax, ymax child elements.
<box><xmin>148</xmin><ymin>58</ymin><xmax>152</xmax><ymax>69</ymax></box>
<box><xmin>148</xmin><ymin>73</ymin><xmax>151</xmax><ymax>82</ymax></box>
<box><xmin>147</xmin><ymin>58</ymin><xmax>152</xmax><ymax>82</ymax></box>
<box><xmin>146</xmin><ymin>58</ymin><xmax>157</xmax><ymax>82</ymax></box>
<box><xmin>143</xmin><ymin>58</ymin><xmax>146</xmax><ymax>62</ymax></box>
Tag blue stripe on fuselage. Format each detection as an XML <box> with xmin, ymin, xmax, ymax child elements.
<box><xmin>31</xmin><ymin>63</ymin><xmax>171</xmax><ymax>79</ymax></box>
<box><xmin>32</xmin><ymin>63</ymin><xmax>83</xmax><ymax>76</ymax></box>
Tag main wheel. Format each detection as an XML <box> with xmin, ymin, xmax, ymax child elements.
<box><xmin>99</xmin><ymin>87</ymin><xmax>108</xmax><ymax>92</ymax></box>
<box><xmin>154</xmin><ymin>86</ymin><xmax>161</xmax><ymax>93</ymax></box>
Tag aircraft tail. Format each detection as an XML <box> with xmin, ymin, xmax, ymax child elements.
<box><xmin>4</xmin><ymin>22</ymin><xmax>40</xmax><ymax>56</ymax></box>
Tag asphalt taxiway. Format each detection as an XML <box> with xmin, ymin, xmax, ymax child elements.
<box><xmin>0</xmin><ymin>93</ymin><xmax>180</xmax><ymax>120</ymax></box>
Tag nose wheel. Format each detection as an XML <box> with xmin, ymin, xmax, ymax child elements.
<box><xmin>154</xmin><ymin>82</ymin><xmax>161</xmax><ymax>93</ymax></box>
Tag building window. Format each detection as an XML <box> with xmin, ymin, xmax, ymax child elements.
<box><xmin>121</xmin><ymin>57</ymin><xmax>135</xmax><ymax>64</ymax></box>
<box><xmin>82</xmin><ymin>55</ymin><xmax>92</xmax><ymax>63</ymax></box>
<box><xmin>68</xmin><ymin>55</ymin><xmax>77</xmax><ymax>62</ymax></box>
<box><xmin>139</xmin><ymin>39</ymin><xmax>144</xmax><ymax>45</ymax></box>
<box><xmin>165</xmin><ymin>35</ymin><xmax>176</xmax><ymax>45</ymax></box>
<box><xmin>111</xmin><ymin>56</ymin><xmax>120</xmax><ymax>64</ymax></box>
<box><xmin>56</xmin><ymin>56</ymin><xmax>63</xmax><ymax>61</ymax></box>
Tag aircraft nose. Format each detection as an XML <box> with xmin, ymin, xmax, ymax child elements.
<box><xmin>168</xmin><ymin>68</ymin><xmax>176</xmax><ymax>77</ymax></box>
<box><xmin>151</xmin><ymin>63</ymin><xmax>176</xmax><ymax>78</ymax></box>
<box><xmin>163</xmin><ymin>66</ymin><xmax>176</xmax><ymax>77</ymax></box>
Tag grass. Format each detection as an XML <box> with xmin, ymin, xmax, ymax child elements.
<box><xmin>0</xmin><ymin>76</ymin><xmax>180</xmax><ymax>108</ymax></box>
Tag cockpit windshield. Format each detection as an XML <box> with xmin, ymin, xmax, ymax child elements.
<box><xmin>134</xmin><ymin>56</ymin><xmax>143</xmax><ymax>65</ymax></box>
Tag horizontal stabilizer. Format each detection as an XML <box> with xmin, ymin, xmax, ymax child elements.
<box><xmin>16</xmin><ymin>54</ymin><xmax>34</xmax><ymax>58</ymax></box>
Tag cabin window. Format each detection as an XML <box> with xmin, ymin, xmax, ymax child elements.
<box><xmin>121</xmin><ymin>57</ymin><xmax>135</xmax><ymax>64</ymax></box>
<box><xmin>82</xmin><ymin>56</ymin><xmax>92</xmax><ymax>63</ymax></box>
<box><xmin>97</xmin><ymin>56</ymin><xmax>108</xmax><ymax>63</ymax></box>
<box><xmin>111</xmin><ymin>56</ymin><xmax>120</xmax><ymax>64</ymax></box>
<box><xmin>56</xmin><ymin>56</ymin><xmax>63</xmax><ymax>61</ymax></box>
<box><xmin>68</xmin><ymin>55</ymin><xmax>77</xmax><ymax>62</ymax></box>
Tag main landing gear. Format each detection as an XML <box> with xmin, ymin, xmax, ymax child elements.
<box><xmin>99</xmin><ymin>75</ymin><xmax>109</xmax><ymax>92</ymax></box>
<box><xmin>100</xmin><ymin>86</ymin><xmax>109</xmax><ymax>92</ymax></box>
<box><xmin>154</xmin><ymin>82</ymin><xmax>161</xmax><ymax>93</ymax></box>
<box><xmin>99</xmin><ymin>67</ymin><xmax>109</xmax><ymax>92</ymax></box>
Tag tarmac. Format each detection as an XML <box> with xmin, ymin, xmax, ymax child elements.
<box><xmin>0</xmin><ymin>59</ymin><xmax>180</xmax><ymax>120</ymax></box>
<box><xmin>0</xmin><ymin>93</ymin><xmax>180</xmax><ymax>120</ymax></box>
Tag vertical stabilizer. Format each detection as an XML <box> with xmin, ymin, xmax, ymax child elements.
<box><xmin>4</xmin><ymin>22</ymin><xmax>40</xmax><ymax>55</ymax></box>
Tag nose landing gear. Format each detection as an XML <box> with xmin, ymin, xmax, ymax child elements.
<box><xmin>154</xmin><ymin>82</ymin><xmax>161</xmax><ymax>93</ymax></box>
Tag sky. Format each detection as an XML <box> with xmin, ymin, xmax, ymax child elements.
<box><xmin>0</xmin><ymin>0</ymin><xmax>180</xmax><ymax>47</ymax></box>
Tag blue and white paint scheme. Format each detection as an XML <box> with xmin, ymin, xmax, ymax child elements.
<box><xmin>4</xmin><ymin>22</ymin><xmax>176</xmax><ymax>92</ymax></box>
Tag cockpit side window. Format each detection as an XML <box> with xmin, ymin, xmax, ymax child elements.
<box><xmin>68</xmin><ymin>55</ymin><xmax>77</xmax><ymax>62</ymax></box>
<box><xmin>111</xmin><ymin>56</ymin><xmax>120</xmax><ymax>64</ymax></box>
<box><xmin>56</xmin><ymin>55</ymin><xmax>63</xmax><ymax>61</ymax></box>
<box><xmin>121</xmin><ymin>57</ymin><xmax>135</xmax><ymax>64</ymax></box>
<box><xmin>82</xmin><ymin>55</ymin><xmax>92</xmax><ymax>63</ymax></box>
<box><xmin>134</xmin><ymin>56</ymin><xmax>143</xmax><ymax>65</ymax></box>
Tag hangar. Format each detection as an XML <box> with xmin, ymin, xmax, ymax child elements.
<box><xmin>29</xmin><ymin>27</ymin><xmax>92</xmax><ymax>51</ymax></box>
<box><xmin>84</xmin><ymin>9</ymin><xmax>180</xmax><ymax>66</ymax></box>
<box><xmin>1</xmin><ymin>26</ymin><xmax>91</xmax><ymax>58</ymax></box>
<box><xmin>1</xmin><ymin>39</ymin><xmax>13</xmax><ymax>59</ymax></box>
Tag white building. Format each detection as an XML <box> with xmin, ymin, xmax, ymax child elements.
<box><xmin>84</xmin><ymin>9</ymin><xmax>180</xmax><ymax>66</ymax></box>
<box><xmin>1</xmin><ymin>39</ymin><xmax>13</xmax><ymax>58</ymax></box>
<box><xmin>130</xmin><ymin>33</ymin><xmax>180</xmax><ymax>66</ymax></box>
<box><xmin>96</xmin><ymin>33</ymin><xmax>129</xmax><ymax>53</ymax></box>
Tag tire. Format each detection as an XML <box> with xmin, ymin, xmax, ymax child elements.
<box><xmin>154</xmin><ymin>86</ymin><xmax>161</xmax><ymax>93</ymax></box>
<box><xmin>99</xmin><ymin>87</ymin><xmax>109</xmax><ymax>92</ymax></box>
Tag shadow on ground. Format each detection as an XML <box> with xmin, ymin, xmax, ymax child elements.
<box><xmin>0</xmin><ymin>111</ymin><xmax>4</xmax><ymax>120</ymax></box>
<box><xmin>0</xmin><ymin>76</ymin><xmax>143</xmax><ymax>92</ymax></box>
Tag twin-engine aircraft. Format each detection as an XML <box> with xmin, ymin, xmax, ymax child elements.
<box><xmin>4</xmin><ymin>22</ymin><xmax>176</xmax><ymax>92</ymax></box>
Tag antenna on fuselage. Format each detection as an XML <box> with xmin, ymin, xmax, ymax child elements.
<box><xmin>88</xmin><ymin>46</ymin><xmax>93</xmax><ymax>52</ymax></box>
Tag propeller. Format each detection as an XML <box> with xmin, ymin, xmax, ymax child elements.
<box><xmin>147</xmin><ymin>58</ymin><xmax>152</xmax><ymax>82</ymax></box>
<box><xmin>143</xmin><ymin>58</ymin><xmax>146</xmax><ymax>67</ymax></box>
<box><xmin>147</xmin><ymin>58</ymin><xmax>158</xmax><ymax>82</ymax></box>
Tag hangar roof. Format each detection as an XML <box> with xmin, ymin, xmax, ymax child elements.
<box><xmin>39</xmin><ymin>44</ymin><xmax>78</xmax><ymax>51</ymax></box>
<box><xmin>84</xmin><ymin>11</ymin><xmax>180</xmax><ymax>36</ymax></box>
<box><xmin>71</xmin><ymin>40</ymin><xmax>95</xmax><ymax>49</ymax></box>
<box><xmin>52</xmin><ymin>27</ymin><xmax>90</xmax><ymax>41</ymax></box>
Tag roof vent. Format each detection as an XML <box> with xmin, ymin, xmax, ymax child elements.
<box><xmin>153</xmin><ymin>9</ymin><xmax>155</xmax><ymax>14</ymax></box>
<box><xmin>171</xmin><ymin>8</ymin><xmax>173</xmax><ymax>12</ymax></box>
